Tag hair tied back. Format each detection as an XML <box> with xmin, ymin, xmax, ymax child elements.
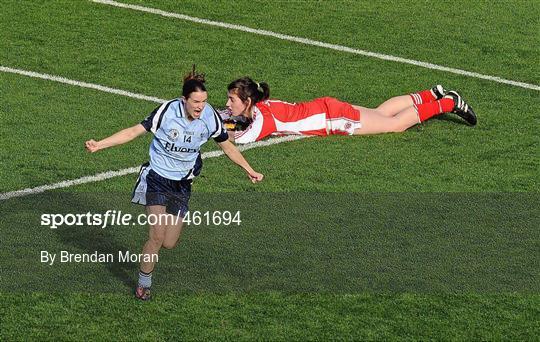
<box><xmin>183</xmin><ymin>64</ymin><xmax>205</xmax><ymax>83</ymax></box>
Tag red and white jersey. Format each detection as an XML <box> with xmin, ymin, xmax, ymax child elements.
<box><xmin>234</xmin><ymin>97</ymin><xmax>362</xmax><ymax>144</ymax></box>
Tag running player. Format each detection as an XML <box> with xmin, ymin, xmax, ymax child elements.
<box><xmin>225</xmin><ymin>77</ymin><xmax>477</xmax><ymax>144</ymax></box>
<box><xmin>85</xmin><ymin>69</ymin><xmax>263</xmax><ymax>300</ymax></box>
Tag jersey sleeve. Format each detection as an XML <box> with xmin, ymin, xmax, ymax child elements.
<box><xmin>234</xmin><ymin>112</ymin><xmax>276</xmax><ymax>144</ymax></box>
<box><xmin>140</xmin><ymin>100</ymin><xmax>175</xmax><ymax>133</ymax></box>
<box><xmin>211</xmin><ymin>108</ymin><xmax>229</xmax><ymax>143</ymax></box>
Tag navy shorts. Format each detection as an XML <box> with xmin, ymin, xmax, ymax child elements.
<box><xmin>131</xmin><ymin>163</ymin><xmax>192</xmax><ymax>216</ymax></box>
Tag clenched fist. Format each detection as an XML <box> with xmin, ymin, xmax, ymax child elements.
<box><xmin>85</xmin><ymin>140</ymin><xmax>101</xmax><ymax>153</ymax></box>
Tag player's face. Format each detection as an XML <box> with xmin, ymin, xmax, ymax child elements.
<box><xmin>184</xmin><ymin>91</ymin><xmax>208</xmax><ymax>120</ymax></box>
<box><xmin>226</xmin><ymin>91</ymin><xmax>249</xmax><ymax>117</ymax></box>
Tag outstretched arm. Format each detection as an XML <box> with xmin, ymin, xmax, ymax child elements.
<box><xmin>218</xmin><ymin>140</ymin><xmax>264</xmax><ymax>183</ymax></box>
<box><xmin>85</xmin><ymin>124</ymin><xmax>147</xmax><ymax>153</ymax></box>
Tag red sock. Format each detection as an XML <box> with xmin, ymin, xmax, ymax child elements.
<box><xmin>416</xmin><ymin>98</ymin><xmax>454</xmax><ymax>122</ymax></box>
<box><xmin>410</xmin><ymin>89</ymin><xmax>437</xmax><ymax>105</ymax></box>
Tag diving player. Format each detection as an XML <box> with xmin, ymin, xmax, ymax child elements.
<box><xmin>225</xmin><ymin>77</ymin><xmax>477</xmax><ymax>144</ymax></box>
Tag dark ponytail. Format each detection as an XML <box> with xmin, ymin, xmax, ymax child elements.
<box><xmin>227</xmin><ymin>77</ymin><xmax>270</xmax><ymax>106</ymax></box>
<box><xmin>182</xmin><ymin>64</ymin><xmax>206</xmax><ymax>98</ymax></box>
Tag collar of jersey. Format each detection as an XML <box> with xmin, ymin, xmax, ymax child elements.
<box><xmin>252</xmin><ymin>105</ymin><xmax>262</xmax><ymax>119</ymax></box>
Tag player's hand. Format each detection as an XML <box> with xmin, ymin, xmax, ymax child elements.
<box><xmin>223</xmin><ymin>116</ymin><xmax>251</xmax><ymax>131</ymax></box>
<box><xmin>85</xmin><ymin>139</ymin><xmax>101</xmax><ymax>153</ymax></box>
<box><xmin>248</xmin><ymin>171</ymin><xmax>264</xmax><ymax>183</ymax></box>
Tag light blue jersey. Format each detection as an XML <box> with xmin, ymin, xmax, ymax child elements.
<box><xmin>140</xmin><ymin>98</ymin><xmax>228</xmax><ymax>180</ymax></box>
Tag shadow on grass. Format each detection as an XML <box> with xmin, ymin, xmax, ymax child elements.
<box><xmin>0</xmin><ymin>192</ymin><xmax>141</xmax><ymax>291</ymax></box>
<box><xmin>53</xmin><ymin>196</ymin><xmax>136</xmax><ymax>289</ymax></box>
<box><xmin>1</xmin><ymin>192</ymin><xmax>538</xmax><ymax>293</ymax></box>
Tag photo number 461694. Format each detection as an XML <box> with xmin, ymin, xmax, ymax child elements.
<box><xmin>182</xmin><ymin>211</ymin><xmax>242</xmax><ymax>226</ymax></box>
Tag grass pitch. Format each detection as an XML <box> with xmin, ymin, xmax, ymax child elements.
<box><xmin>1</xmin><ymin>0</ymin><xmax>539</xmax><ymax>339</ymax></box>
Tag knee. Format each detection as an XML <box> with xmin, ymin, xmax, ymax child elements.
<box><xmin>373</xmin><ymin>106</ymin><xmax>385</xmax><ymax>114</ymax></box>
<box><xmin>374</xmin><ymin>106</ymin><xmax>392</xmax><ymax>117</ymax></box>
<box><xmin>161</xmin><ymin>240</ymin><xmax>179</xmax><ymax>250</ymax></box>
<box><xmin>146</xmin><ymin>235</ymin><xmax>165</xmax><ymax>250</ymax></box>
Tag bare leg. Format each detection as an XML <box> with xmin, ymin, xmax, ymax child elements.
<box><xmin>140</xmin><ymin>205</ymin><xmax>184</xmax><ymax>273</ymax></box>
<box><xmin>162</xmin><ymin>212</ymin><xmax>184</xmax><ymax>249</ymax></box>
<box><xmin>353</xmin><ymin>107</ymin><xmax>420</xmax><ymax>135</ymax></box>
<box><xmin>353</xmin><ymin>95</ymin><xmax>414</xmax><ymax>117</ymax></box>
<box><xmin>376</xmin><ymin>95</ymin><xmax>415</xmax><ymax>116</ymax></box>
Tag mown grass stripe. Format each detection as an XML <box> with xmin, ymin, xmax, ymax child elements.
<box><xmin>0</xmin><ymin>65</ymin><xmax>308</xmax><ymax>199</ymax></box>
<box><xmin>0</xmin><ymin>135</ymin><xmax>306</xmax><ymax>201</ymax></box>
<box><xmin>0</xmin><ymin>66</ymin><xmax>166</xmax><ymax>103</ymax></box>
<box><xmin>90</xmin><ymin>0</ymin><xmax>540</xmax><ymax>92</ymax></box>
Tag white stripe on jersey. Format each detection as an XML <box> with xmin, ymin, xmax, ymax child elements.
<box><xmin>274</xmin><ymin>112</ymin><xmax>326</xmax><ymax>133</ymax></box>
<box><xmin>235</xmin><ymin>107</ymin><xmax>265</xmax><ymax>144</ymax></box>
<box><xmin>150</xmin><ymin>100</ymin><xmax>176</xmax><ymax>133</ymax></box>
<box><xmin>267</xmin><ymin>100</ymin><xmax>296</xmax><ymax>106</ymax></box>
<box><xmin>211</xmin><ymin>109</ymin><xmax>224</xmax><ymax>138</ymax></box>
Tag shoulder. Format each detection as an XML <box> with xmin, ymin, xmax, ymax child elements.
<box><xmin>141</xmin><ymin>98</ymin><xmax>180</xmax><ymax>133</ymax></box>
<box><xmin>201</xmin><ymin>103</ymin><xmax>220</xmax><ymax>123</ymax></box>
<box><xmin>255</xmin><ymin>101</ymin><xmax>278</xmax><ymax>117</ymax></box>
<box><xmin>162</xmin><ymin>98</ymin><xmax>180</xmax><ymax>109</ymax></box>
<box><xmin>203</xmin><ymin>102</ymin><xmax>216</xmax><ymax>114</ymax></box>
<box><xmin>266</xmin><ymin>99</ymin><xmax>296</xmax><ymax>106</ymax></box>
<box><xmin>167</xmin><ymin>98</ymin><xmax>181</xmax><ymax>113</ymax></box>
<box><xmin>253</xmin><ymin>104</ymin><xmax>265</xmax><ymax>119</ymax></box>
<box><xmin>156</xmin><ymin>98</ymin><xmax>181</xmax><ymax>123</ymax></box>
<box><xmin>200</xmin><ymin>103</ymin><xmax>223</xmax><ymax>131</ymax></box>
<box><xmin>157</xmin><ymin>98</ymin><xmax>181</xmax><ymax>118</ymax></box>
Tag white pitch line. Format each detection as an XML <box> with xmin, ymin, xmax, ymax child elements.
<box><xmin>0</xmin><ymin>66</ymin><xmax>166</xmax><ymax>103</ymax></box>
<box><xmin>90</xmin><ymin>0</ymin><xmax>539</xmax><ymax>92</ymax></box>
<box><xmin>0</xmin><ymin>135</ymin><xmax>307</xmax><ymax>201</ymax></box>
<box><xmin>0</xmin><ymin>65</ymin><xmax>308</xmax><ymax>201</ymax></box>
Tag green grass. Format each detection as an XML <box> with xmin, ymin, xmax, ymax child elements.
<box><xmin>1</xmin><ymin>0</ymin><xmax>538</xmax><ymax>193</ymax></box>
<box><xmin>1</xmin><ymin>0</ymin><xmax>539</xmax><ymax>339</ymax></box>
<box><xmin>134</xmin><ymin>0</ymin><xmax>539</xmax><ymax>85</ymax></box>
<box><xmin>2</xmin><ymin>192</ymin><xmax>538</xmax><ymax>292</ymax></box>
<box><xmin>2</xmin><ymin>293</ymin><xmax>538</xmax><ymax>340</ymax></box>
<box><xmin>0</xmin><ymin>72</ymin><xmax>155</xmax><ymax>192</ymax></box>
